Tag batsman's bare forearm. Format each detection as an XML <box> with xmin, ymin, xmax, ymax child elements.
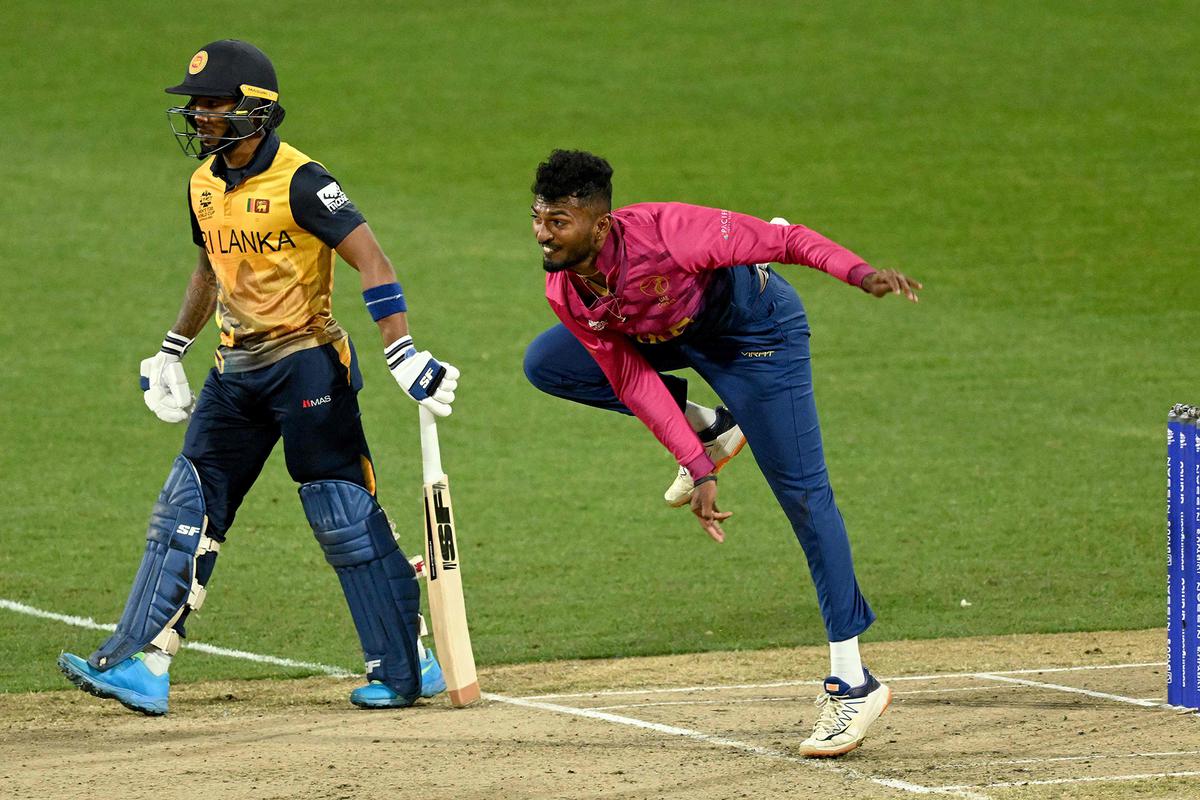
<box><xmin>170</xmin><ymin>249</ymin><xmax>219</xmax><ymax>339</ymax></box>
<box><xmin>335</xmin><ymin>223</ymin><xmax>411</xmax><ymax>344</ymax></box>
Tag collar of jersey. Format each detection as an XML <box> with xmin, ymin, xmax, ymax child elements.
<box><xmin>592</xmin><ymin>217</ymin><xmax>626</xmax><ymax>293</ymax></box>
<box><xmin>209</xmin><ymin>132</ymin><xmax>280</xmax><ymax>190</ymax></box>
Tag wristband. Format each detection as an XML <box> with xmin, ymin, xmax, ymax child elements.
<box><xmin>692</xmin><ymin>473</ymin><xmax>718</xmax><ymax>487</ymax></box>
<box><xmin>363</xmin><ymin>282</ymin><xmax>407</xmax><ymax>321</ymax></box>
<box><xmin>161</xmin><ymin>331</ymin><xmax>194</xmax><ymax>359</ymax></box>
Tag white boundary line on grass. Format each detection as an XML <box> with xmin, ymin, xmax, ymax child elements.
<box><xmin>484</xmin><ymin>691</ymin><xmax>991</xmax><ymax>800</ymax></box>
<box><xmin>0</xmin><ymin>598</ymin><xmax>354</xmax><ymax>678</ymax></box>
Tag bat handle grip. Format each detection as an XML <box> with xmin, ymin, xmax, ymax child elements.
<box><xmin>418</xmin><ymin>405</ymin><xmax>444</xmax><ymax>483</ymax></box>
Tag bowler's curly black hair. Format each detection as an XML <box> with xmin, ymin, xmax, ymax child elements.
<box><xmin>532</xmin><ymin>149</ymin><xmax>613</xmax><ymax>208</ymax></box>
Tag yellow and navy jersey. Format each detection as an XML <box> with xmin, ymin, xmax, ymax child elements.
<box><xmin>187</xmin><ymin>133</ymin><xmax>366</xmax><ymax>372</ymax></box>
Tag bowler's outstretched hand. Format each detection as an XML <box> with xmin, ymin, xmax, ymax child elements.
<box><xmin>862</xmin><ymin>269</ymin><xmax>922</xmax><ymax>302</ymax></box>
<box><xmin>690</xmin><ymin>480</ymin><xmax>732</xmax><ymax>543</ymax></box>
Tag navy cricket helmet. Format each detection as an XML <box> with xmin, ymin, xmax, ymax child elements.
<box><xmin>165</xmin><ymin>40</ymin><xmax>286</xmax><ymax>158</ymax></box>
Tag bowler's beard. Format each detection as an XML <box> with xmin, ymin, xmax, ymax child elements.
<box><xmin>542</xmin><ymin>248</ymin><xmax>591</xmax><ymax>273</ymax></box>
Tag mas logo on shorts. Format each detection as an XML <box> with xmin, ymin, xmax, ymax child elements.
<box><xmin>317</xmin><ymin>182</ymin><xmax>350</xmax><ymax>213</ymax></box>
<box><xmin>246</xmin><ymin>198</ymin><xmax>271</xmax><ymax>214</ymax></box>
<box><xmin>188</xmin><ymin>50</ymin><xmax>208</xmax><ymax>75</ymax></box>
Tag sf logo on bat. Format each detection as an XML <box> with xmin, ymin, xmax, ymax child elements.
<box><xmin>426</xmin><ymin>485</ymin><xmax>458</xmax><ymax>576</ymax></box>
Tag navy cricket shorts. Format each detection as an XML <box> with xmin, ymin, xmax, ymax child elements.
<box><xmin>181</xmin><ymin>340</ymin><xmax>375</xmax><ymax>538</ymax></box>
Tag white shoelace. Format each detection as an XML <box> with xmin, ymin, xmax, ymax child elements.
<box><xmin>810</xmin><ymin>692</ymin><xmax>857</xmax><ymax>738</ymax></box>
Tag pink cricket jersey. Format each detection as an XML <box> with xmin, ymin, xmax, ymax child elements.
<box><xmin>545</xmin><ymin>202</ymin><xmax>874</xmax><ymax>478</ymax></box>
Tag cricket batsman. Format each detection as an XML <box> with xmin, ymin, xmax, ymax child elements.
<box><xmin>523</xmin><ymin>150</ymin><xmax>921</xmax><ymax>756</ymax></box>
<box><xmin>57</xmin><ymin>40</ymin><xmax>457</xmax><ymax>713</ymax></box>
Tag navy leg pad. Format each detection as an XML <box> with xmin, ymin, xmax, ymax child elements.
<box><xmin>90</xmin><ymin>455</ymin><xmax>212</xmax><ymax>670</ymax></box>
<box><xmin>299</xmin><ymin>480</ymin><xmax>421</xmax><ymax>701</ymax></box>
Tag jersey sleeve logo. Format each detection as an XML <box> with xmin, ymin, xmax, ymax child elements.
<box><xmin>719</xmin><ymin>209</ymin><xmax>732</xmax><ymax>240</ymax></box>
<box><xmin>317</xmin><ymin>181</ymin><xmax>350</xmax><ymax>213</ymax></box>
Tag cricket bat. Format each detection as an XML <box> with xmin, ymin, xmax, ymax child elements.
<box><xmin>419</xmin><ymin>405</ymin><xmax>481</xmax><ymax>707</ymax></box>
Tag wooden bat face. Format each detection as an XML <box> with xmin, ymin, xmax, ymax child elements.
<box><xmin>423</xmin><ymin>476</ymin><xmax>480</xmax><ymax>707</ymax></box>
<box><xmin>425</xmin><ymin>482</ymin><xmax>457</xmax><ymax>579</ymax></box>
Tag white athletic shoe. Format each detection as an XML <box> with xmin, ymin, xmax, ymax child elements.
<box><xmin>664</xmin><ymin>406</ymin><xmax>747</xmax><ymax>507</ymax></box>
<box><xmin>799</xmin><ymin>669</ymin><xmax>892</xmax><ymax>757</ymax></box>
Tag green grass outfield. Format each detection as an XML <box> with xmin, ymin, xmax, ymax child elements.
<box><xmin>1</xmin><ymin>1</ymin><xmax>1195</xmax><ymax>692</ymax></box>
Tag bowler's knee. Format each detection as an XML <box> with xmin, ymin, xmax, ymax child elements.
<box><xmin>523</xmin><ymin>333</ymin><xmax>559</xmax><ymax>395</ymax></box>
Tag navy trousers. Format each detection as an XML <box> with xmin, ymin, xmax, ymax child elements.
<box><xmin>524</xmin><ymin>265</ymin><xmax>875</xmax><ymax>641</ymax></box>
<box><xmin>182</xmin><ymin>340</ymin><xmax>373</xmax><ymax>540</ymax></box>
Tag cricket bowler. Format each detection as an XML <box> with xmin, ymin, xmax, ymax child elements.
<box><xmin>57</xmin><ymin>39</ymin><xmax>458</xmax><ymax>713</ymax></box>
<box><xmin>523</xmin><ymin>149</ymin><xmax>921</xmax><ymax>756</ymax></box>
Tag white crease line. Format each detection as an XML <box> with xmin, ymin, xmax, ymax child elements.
<box><xmin>993</xmin><ymin>662</ymin><xmax>1165</xmax><ymax>675</ymax></box>
<box><xmin>484</xmin><ymin>692</ymin><xmax>991</xmax><ymax>800</ymax></box>
<box><xmin>592</xmin><ymin>696</ymin><xmax>801</xmax><ymax>711</ymax></box>
<box><xmin>591</xmin><ymin>685</ymin><xmax>1017</xmax><ymax>711</ymax></box>
<box><xmin>526</xmin><ymin>662</ymin><xmax>1167</xmax><ymax>700</ymax></box>
<box><xmin>974</xmin><ymin>673</ymin><xmax>1161</xmax><ymax>708</ymax></box>
<box><xmin>935</xmin><ymin>770</ymin><xmax>1200</xmax><ymax>790</ymax></box>
<box><xmin>13</xmin><ymin>597</ymin><xmax>1181</xmax><ymax>717</ymax></box>
<box><xmin>893</xmin><ymin>685</ymin><xmax>1021</xmax><ymax>697</ymax></box>
<box><xmin>935</xmin><ymin>750</ymin><xmax>1200</xmax><ymax>770</ymax></box>
<box><xmin>1</xmin><ymin>598</ymin><xmax>355</xmax><ymax>678</ymax></box>
<box><xmin>529</xmin><ymin>679</ymin><xmax>823</xmax><ymax>699</ymax></box>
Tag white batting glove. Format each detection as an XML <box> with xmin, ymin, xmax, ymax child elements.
<box><xmin>140</xmin><ymin>332</ymin><xmax>195</xmax><ymax>423</ymax></box>
<box><xmin>385</xmin><ymin>336</ymin><xmax>459</xmax><ymax>417</ymax></box>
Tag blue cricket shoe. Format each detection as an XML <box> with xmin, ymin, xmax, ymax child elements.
<box><xmin>350</xmin><ymin>647</ymin><xmax>446</xmax><ymax>708</ymax></box>
<box><xmin>57</xmin><ymin>652</ymin><xmax>169</xmax><ymax>716</ymax></box>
